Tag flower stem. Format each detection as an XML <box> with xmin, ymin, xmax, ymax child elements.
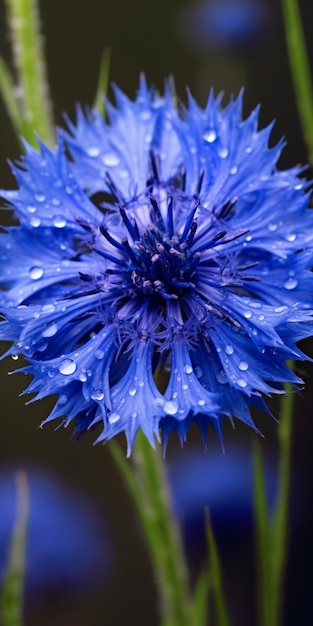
<box><xmin>109</xmin><ymin>433</ymin><xmax>192</xmax><ymax>626</ymax></box>
<box><xmin>269</xmin><ymin>378</ymin><xmax>294</xmax><ymax>626</ymax></box>
<box><xmin>4</xmin><ymin>0</ymin><xmax>54</xmax><ymax>146</ymax></box>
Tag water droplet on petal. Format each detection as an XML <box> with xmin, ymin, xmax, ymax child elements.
<box><xmin>87</xmin><ymin>146</ymin><xmax>100</xmax><ymax>157</ymax></box>
<box><xmin>35</xmin><ymin>193</ymin><xmax>45</xmax><ymax>202</ymax></box>
<box><xmin>216</xmin><ymin>370</ymin><xmax>227</xmax><ymax>384</ymax></box>
<box><xmin>109</xmin><ymin>412</ymin><xmax>120</xmax><ymax>424</ymax></box>
<box><xmin>203</xmin><ymin>129</ymin><xmax>217</xmax><ymax>143</ymax></box>
<box><xmin>164</xmin><ymin>400</ymin><xmax>178</xmax><ymax>415</ymax></box>
<box><xmin>237</xmin><ymin>378</ymin><xmax>247</xmax><ymax>388</ymax></box>
<box><xmin>91</xmin><ymin>389</ymin><xmax>105</xmax><ymax>401</ymax></box>
<box><xmin>53</xmin><ymin>215</ymin><xmax>67</xmax><ymax>228</ymax></box>
<box><xmin>94</xmin><ymin>349</ymin><xmax>104</xmax><ymax>360</ymax></box>
<box><xmin>58</xmin><ymin>394</ymin><xmax>68</xmax><ymax>406</ymax></box>
<box><xmin>59</xmin><ymin>358</ymin><xmax>77</xmax><ymax>375</ymax></box>
<box><xmin>268</xmin><ymin>223</ymin><xmax>277</xmax><ymax>232</ymax></box>
<box><xmin>244</xmin><ymin>310</ymin><xmax>252</xmax><ymax>319</ymax></box>
<box><xmin>286</xmin><ymin>233</ymin><xmax>296</xmax><ymax>242</ymax></box>
<box><xmin>30</xmin><ymin>216</ymin><xmax>41</xmax><ymax>227</ymax></box>
<box><xmin>238</xmin><ymin>361</ymin><xmax>249</xmax><ymax>371</ymax></box>
<box><xmin>183</xmin><ymin>364</ymin><xmax>193</xmax><ymax>374</ymax></box>
<box><xmin>230</xmin><ymin>166</ymin><xmax>238</xmax><ymax>175</ymax></box>
<box><xmin>11</xmin><ymin>354</ymin><xmax>19</xmax><ymax>361</ymax></box>
<box><xmin>42</xmin><ymin>303</ymin><xmax>56</xmax><ymax>313</ymax></box>
<box><xmin>245</xmin><ymin>146</ymin><xmax>252</xmax><ymax>153</ymax></box>
<box><xmin>141</xmin><ymin>110</ymin><xmax>152</xmax><ymax>121</ymax></box>
<box><xmin>284</xmin><ymin>277</ymin><xmax>298</xmax><ymax>290</ymax></box>
<box><xmin>129</xmin><ymin>387</ymin><xmax>137</xmax><ymax>396</ymax></box>
<box><xmin>42</xmin><ymin>323</ymin><xmax>58</xmax><ymax>338</ymax></box>
<box><xmin>198</xmin><ymin>398</ymin><xmax>205</xmax><ymax>406</ymax></box>
<box><xmin>102</xmin><ymin>153</ymin><xmax>120</xmax><ymax>167</ymax></box>
<box><xmin>225</xmin><ymin>345</ymin><xmax>234</xmax><ymax>355</ymax></box>
<box><xmin>29</xmin><ymin>266</ymin><xmax>44</xmax><ymax>280</ymax></box>
<box><xmin>218</xmin><ymin>147</ymin><xmax>229</xmax><ymax>158</ymax></box>
<box><xmin>27</xmin><ymin>205</ymin><xmax>36</xmax><ymax>213</ymax></box>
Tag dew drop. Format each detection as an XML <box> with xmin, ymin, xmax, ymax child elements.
<box><xmin>59</xmin><ymin>358</ymin><xmax>77</xmax><ymax>375</ymax></box>
<box><xmin>94</xmin><ymin>349</ymin><xmax>104</xmax><ymax>360</ymax></box>
<box><xmin>29</xmin><ymin>266</ymin><xmax>44</xmax><ymax>280</ymax></box>
<box><xmin>42</xmin><ymin>323</ymin><xmax>58</xmax><ymax>338</ymax></box>
<box><xmin>91</xmin><ymin>389</ymin><xmax>105</xmax><ymax>401</ymax></box>
<box><xmin>216</xmin><ymin>370</ymin><xmax>227</xmax><ymax>384</ymax></box>
<box><xmin>183</xmin><ymin>364</ymin><xmax>193</xmax><ymax>374</ymax></box>
<box><xmin>230</xmin><ymin>165</ymin><xmax>238</xmax><ymax>175</ymax></box>
<box><xmin>11</xmin><ymin>354</ymin><xmax>19</xmax><ymax>361</ymax></box>
<box><xmin>203</xmin><ymin>129</ymin><xmax>217</xmax><ymax>143</ymax></box>
<box><xmin>195</xmin><ymin>366</ymin><xmax>203</xmax><ymax>379</ymax></box>
<box><xmin>244</xmin><ymin>310</ymin><xmax>252</xmax><ymax>319</ymax></box>
<box><xmin>138</xmin><ymin>380</ymin><xmax>145</xmax><ymax>387</ymax></box>
<box><xmin>164</xmin><ymin>400</ymin><xmax>178</xmax><ymax>415</ymax></box>
<box><xmin>129</xmin><ymin>387</ymin><xmax>137</xmax><ymax>396</ymax></box>
<box><xmin>53</xmin><ymin>215</ymin><xmax>67</xmax><ymax>228</ymax></box>
<box><xmin>87</xmin><ymin>146</ymin><xmax>100</xmax><ymax>157</ymax></box>
<box><xmin>131</xmin><ymin>411</ymin><xmax>138</xmax><ymax>419</ymax></box>
<box><xmin>284</xmin><ymin>277</ymin><xmax>298</xmax><ymax>290</ymax></box>
<box><xmin>225</xmin><ymin>345</ymin><xmax>234</xmax><ymax>355</ymax></box>
<box><xmin>245</xmin><ymin>146</ymin><xmax>252</xmax><ymax>154</ymax></box>
<box><xmin>274</xmin><ymin>305</ymin><xmax>287</xmax><ymax>313</ymax></box>
<box><xmin>268</xmin><ymin>223</ymin><xmax>277</xmax><ymax>232</ymax></box>
<box><xmin>182</xmin><ymin>384</ymin><xmax>189</xmax><ymax>390</ymax></box>
<box><xmin>237</xmin><ymin>378</ymin><xmax>247</xmax><ymax>388</ymax></box>
<box><xmin>218</xmin><ymin>147</ymin><xmax>229</xmax><ymax>158</ymax></box>
<box><xmin>58</xmin><ymin>394</ymin><xmax>68</xmax><ymax>406</ymax></box>
<box><xmin>102</xmin><ymin>153</ymin><xmax>120</xmax><ymax>167</ymax></box>
<box><xmin>198</xmin><ymin>399</ymin><xmax>205</xmax><ymax>406</ymax></box>
<box><xmin>140</xmin><ymin>109</ymin><xmax>152</xmax><ymax>121</ymax></box>
<box><xmin>286</xmin><ymin>233</ymin><xmax>296</xmax><ymax>242</ymax></box>
<box><xmin>258</xmin><ymin>314</ymin><xmax>265</xmax><ymax>321</ymax></box>
<box><xmin>30</xmin><ymin>216</ymin><xmax>41</xmax><ymax>227</ymax></box>
<box><xmin>238</xmin><ymin>361</ymin><xmax>249</xmax><ymax>371</ymax></box>
<box><xmin>109</xmin><ymin>412</ymin><xmax>120</xmax><ymax>424</ymax></box>
<box><xmin>35</xmin><ymin>193</ymin><xmax>45</xmax><ymax>202</ymax></box>
<box><xmin>27</xmin><ymin>205</ymin><xmax>36</xmax><ymax>213</ymax></box>
<box><xmin>42</xmin><ymin>303</ymin><xmax>56</xmax><ymax>313</ymax></box>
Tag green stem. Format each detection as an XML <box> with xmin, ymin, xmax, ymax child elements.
<box><xmin>4</xmin><ymin>0</ymin><xmax>54</xmax><ymax>146</ymax></box>
<box><xmin>109</xmin><ymin>434</ymin><xmax>192</xmax><ymax>626</ymax></box>
<box><xmin>281</xmin><ymin>0</ymin><xmax>313</xmax><ymax>164</ymax></box>
<box><xmin>269</xmin><ymin>378</ymin><xmax>294</xmax><ymax>626</ymax></box>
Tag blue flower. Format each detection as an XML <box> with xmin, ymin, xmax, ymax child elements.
<box><xmin>0</xmin><ymin>468</ymin><xmax>110</xmax><ymax>601</ymax></box>
<box><xmin>168</xmin><ymin>446</ymin><xmax>277</xmax><ymax>548</ymax></box>
<box><xmin>1</xmin><ymin>78</ymin><xmax>313</xmax><ymax>454</ymax></box>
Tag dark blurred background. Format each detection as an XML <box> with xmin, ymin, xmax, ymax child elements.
<box><xmin>0</xmin><ymin>1</ymin><xmax>313</xmax><ymax>625</ymax></box>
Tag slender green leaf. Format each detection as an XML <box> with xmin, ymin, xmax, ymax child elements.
<box><xmin>269</xmin><ymin>374</ymin><xmax>294</xmax><ymax>626</ymax></box>
<box><xmin>253</xmin><ymin>440</ymin><xmax>271</xmax><ymax>626</ymax></box>
<box><xmin>93</xmin><ymin>47</ymin><xmax>111</xmax><ymax>115</ymax></box>
<box><xmin>192</xmin><ymin>566</ymin><xmax>210</xmax><ymax>626</ymax></box>
<box><xmin>1</xmin><ymin>472</ymin><xmax>29</xmax><ymax>626</ymax></box>
<box><xmin>281</xmin><ymin>0</ymin><xmax>313</xmax><ymax>163</ymax></box>
<box><xmin>205</xmin><ymin>508</ymin><xmax>230</xmax><ymax>626</ymax></box>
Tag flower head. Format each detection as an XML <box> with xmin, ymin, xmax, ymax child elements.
<box><xmin>1</xmin><ymin>78</ymin><xmax>313</xmax><ymax>454</ymax></box>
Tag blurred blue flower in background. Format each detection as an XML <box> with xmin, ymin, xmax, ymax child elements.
<box><xmin>1</xmin><ymin>78</ymin><xmax>313</xmax><ymax>455</ymax></box>
<box><xmin>178</xmin><ymin>0</ymin><xmax>272</xmax><ymax>52</ymax></box>
<box><xmin>168</xmin><ymin>446</ymin><xmax>277</xmax><ymax>550</ymax></box>
<box><xmin>0</xmin><ymin>468</ymin><xmax>110</xmax><ymax>601</ymax></box>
